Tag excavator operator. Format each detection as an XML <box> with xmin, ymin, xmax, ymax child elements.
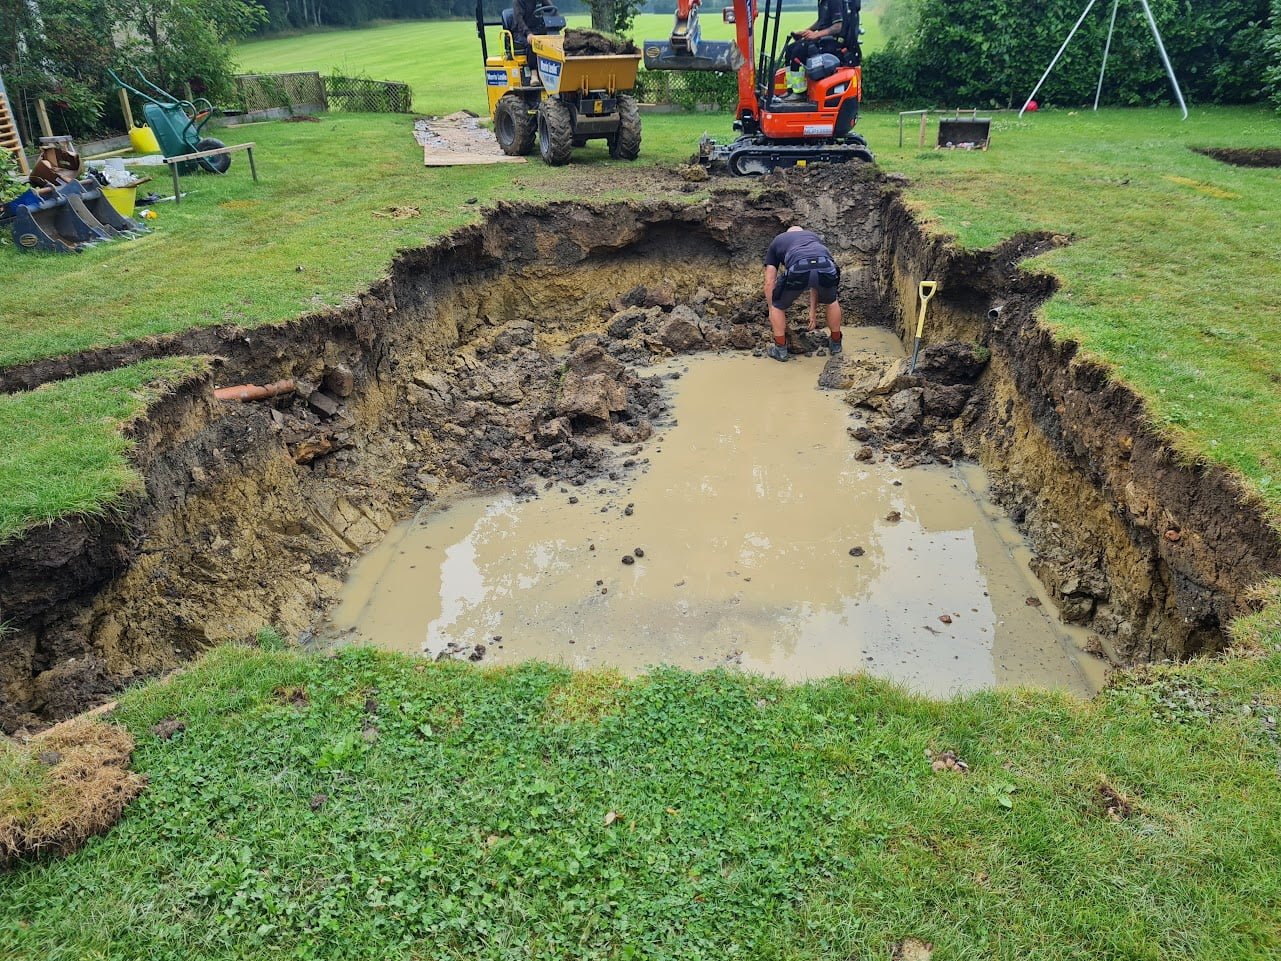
<box><xmin>511</xmin><ymin>0</ymin><xmax>544</xmax><ymax>85</ymax></box>
<box><xmin>781</xmin><ymin>0</ymin><xmax>844</xmax><ymax>101</ymax></box>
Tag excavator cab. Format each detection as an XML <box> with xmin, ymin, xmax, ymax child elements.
<box><xmin>647</xmin><ymin>0</ymin><xmax>872</xmax><ymax>174</ymax></box>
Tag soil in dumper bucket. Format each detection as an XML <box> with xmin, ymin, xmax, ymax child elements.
<box><xmin>562</xmin><ymin>28</ymin><xmax>638</xmax><ymax>56</ymax></box>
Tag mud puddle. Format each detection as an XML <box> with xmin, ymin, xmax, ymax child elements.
<box><xmin>327</xmin><ymin>331</ymin><xmax>1103</xmax><ymax>696</ymax></box>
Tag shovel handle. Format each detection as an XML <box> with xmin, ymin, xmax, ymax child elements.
<box><xmin>914</xmin><ymin>280</ymin><xmax>938</xmax><ymax>338</ymax></box>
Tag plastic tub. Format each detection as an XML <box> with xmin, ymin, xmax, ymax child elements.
<box><xmin>102</xmin><ymin>185</ymin><xmax>137</xmax><ymax>218</ymax></box>
<box><xmin>129</xmin><ymin>125</ymin><xmax>161</xmax><ymax>154</ymax></box>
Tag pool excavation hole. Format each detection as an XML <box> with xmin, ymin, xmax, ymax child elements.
<box><xmin>1</xmin><ymin>166</ymin><xmax>1278</xmax><ymax>730</ymax></box>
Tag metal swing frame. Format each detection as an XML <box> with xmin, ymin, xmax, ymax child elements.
<box><xmin>1018</xmin><ymin>0</ymin><xmax>1187</xmax><ymax>120</ymax></box>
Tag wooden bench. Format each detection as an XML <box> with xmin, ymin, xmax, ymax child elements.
<box><xmin>162</xmin><ymin>142</ymin><xmax>258</xmax><ymax>204</ymax></box>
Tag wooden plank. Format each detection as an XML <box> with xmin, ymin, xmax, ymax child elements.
<box><xmin>35</xmin><ymin>98</ymin><xmax>52</xmax><ymax>138</ymax></box>
<box><xmin>162</xmin><ymin>142</ymin><xmax>255</xmax><ymax>165</ymax></box>
<box><xmin>118</xmin><ymin>88</ymin><xmax>134</xmax><ymax>129</ymax></box>
<box><xmin>422</xmin><ymin>149</ymin><xmax>527</xmax><ymax>167</ymax></box>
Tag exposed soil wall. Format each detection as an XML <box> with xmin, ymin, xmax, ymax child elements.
<box><xmin>874</xmin><ymin>209</ymin><xmax>1281</xmax><ymax>662</ymax></box>
<box><xmin>1</xmin><ymin>165</ymin><xmax>1278</xmax><ymax>730</ymax></box>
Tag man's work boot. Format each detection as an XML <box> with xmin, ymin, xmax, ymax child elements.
<box><xmin>767</xmin><ymin>343</ymin><xmax>790</xmax><ymax>362</ymax></box>
<box><xmin>829</xmin><ymin>336</ymin><xmax>843</xmax><ymax>356</ymax></box>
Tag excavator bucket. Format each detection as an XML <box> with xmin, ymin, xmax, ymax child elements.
<box><xmin>643</xmin><ymin>39</ymin><xmax>743</xmax><ymax>72</ymax></box>
<box><xmin>9</xmin><ymin>196</ymin><xmax>88</xmax><ymax>253</ymax></box>
<box><xmin>57</xmin><ymin>181</ymin><xmax>148</xmax><ymax>237</ymax></box>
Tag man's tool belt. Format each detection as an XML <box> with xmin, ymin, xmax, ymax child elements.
<box><xmin>781</xmin><ymin>256</ymin><xmax>839</xmax><ymax>288</ymax></box>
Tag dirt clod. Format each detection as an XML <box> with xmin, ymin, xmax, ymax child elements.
<box><xmin>633</xmin><ymin>547</ymin><xmax>645</xmax><ymax>558</ymax></box>
<box><xmin>1096</xmin><ymin>780</ymin><xmax>1134</xmax><ymax>820</ymax></box>
<box><xmin>892</xmin><ymin>937</ymin><xmax>935</xmax><ymax>961</ymax></box>
<box><xmin>151</xmin><ymin>716</ymin><xmax>185</xmax><ymax>740</ymax></box>
<box><xmin>309</xmin><ymin>793</ymin><xmax>327</xmax><ymax>811</ymax></box>
<box><xmin>939</xmin><ymin>614</ymin><xmax>953</xmax><ymax>624</ymax></box>
<box><xmin>621</xmin><ymin>555</ymin><xmax>635</xmax><ymax>566</ymax></box>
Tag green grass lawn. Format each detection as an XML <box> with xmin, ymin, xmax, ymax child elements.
<box><xmin>0</xmin><ymin>357</ymin><xmax>208</xmax><ymax>543</ymax></box>
<box><xmin>2</xmin><ymin>631</ymin><xmax>1280</xmax><ymax>959</ymax></box>
<box><xmin>233</xmin><ymin>12</ymin><xmax>885</xmax><ymax>116</ymax></box>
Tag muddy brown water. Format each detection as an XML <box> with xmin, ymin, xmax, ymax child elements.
<box><xmin>327</xmin><ymin>331</ymin><xmax>1105</xmax><ymax>696</ymax></box>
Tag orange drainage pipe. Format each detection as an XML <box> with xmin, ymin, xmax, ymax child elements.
<box><xmin>214</xmin><ymin>379</ymin><xmax>296</xmax><ymax>402</ymax></box>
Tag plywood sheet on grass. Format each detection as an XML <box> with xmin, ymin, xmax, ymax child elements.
<box><xmin>415</xmin><ymin>112</ymin><xmax>526</xmax><ymax>167</ymax></box>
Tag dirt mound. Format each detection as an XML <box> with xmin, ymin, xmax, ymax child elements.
<box><xmin>562</xmin><ymin>28</ymin><xmax>638</xmax><ymax>56</ymax></box>
<box><xmin>1</xmin><ymin>719</ymin><xmax>145</xmax><ymax>867</ymax></box>
<box><xmin>1193</xmin><ymin>146</ymin><xmax>1281</xmax><ymax>168</ymax></box>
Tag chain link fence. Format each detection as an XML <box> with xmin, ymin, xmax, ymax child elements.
<box><xmin>634</xmin><ymin>71</ymin><xmax>739</xmax><ymax>110</ymax></box>
<box><xmin>233</xmin><ymin>73</ymin><xmax>327</xmax><ymax>115</ymax></box>
<box><xmin>324</xmin><ymin>76</ymin><xmax>413</xmax><ymax>113</ymax></box>
<box><xmin>231</xmin><ymin>73</ymin><xmax>413</xmax><ymax>116</ymax></box>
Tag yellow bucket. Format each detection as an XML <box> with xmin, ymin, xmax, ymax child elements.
<box><xmin>102</xmin><ymin>186</ymin><xmax>137</xmax><ymax>218</ymax></box>
<box><xmin>129</xmin><ymin>125</ymin><xmax>161</xmax><ymax>154</ymax></box>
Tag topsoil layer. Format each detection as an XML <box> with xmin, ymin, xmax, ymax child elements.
<box><xmin>0</xmin><ymin>164</ymin><xmax>1277</xmax><ymax>731</ymax></box>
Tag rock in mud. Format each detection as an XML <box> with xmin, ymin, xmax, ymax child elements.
<box><xmin>610</xmin><ymin>421</ymin><xmax>652</xmax><ymax>444</ymax></box>
<box><xmin>887</xmin><ymin>388</ymin><xmax>924</xmax><ymax>432</ymax></box>
<box><xmin>655</xmin><ymin>307</ymin><xmax>704</xmax><ymax>352</ymax></box>
<box><xmin>606</xmin><ymin>306</ymin><xmax>650</xmax><ymax>339</ymax></box>
<box><xmin>556</xmin><ymin>345</ymin><xmax>629</xmax><ymax>428</ymax></box>
<box><xmin>641</xmin><ymin>283</ymin><xmax>677</xmax><ymax>310</ymax></box>
<box><xmin>914</xmin><ymin>342</ymin><xmax>989</xmax><ymax>385</ymax></box>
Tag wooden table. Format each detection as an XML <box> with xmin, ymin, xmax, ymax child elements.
<box><xmin>162</xmin><ymin>142</ymin><xmax>258</xmax><ymax>204</ymax></box>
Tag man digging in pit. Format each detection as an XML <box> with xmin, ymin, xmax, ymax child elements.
<box><xmin>763</xmin><ymin>226</ymin><xmax>842</xmax><ymax>362</ymax></box>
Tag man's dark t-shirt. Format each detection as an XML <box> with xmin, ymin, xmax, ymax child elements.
<box><xmin>814</xmin><ymin>0</ymin><xmax>844</xmax><ymax>32</ymax></box>
<box><xmin>764</xmin><ymin>230</ymin><xmax>833</xmax><ymax>271</ymax></box>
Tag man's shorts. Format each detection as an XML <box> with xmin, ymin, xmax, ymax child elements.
<box><xmin>772</xmin><ymin>256</ymin><xmax>840</xmax><ymax>309</ymax></box>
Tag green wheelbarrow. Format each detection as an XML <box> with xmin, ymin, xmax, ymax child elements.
<box><xmin>108</xmin><ymin>67</ymin><xmax>231</xmax><ymax>174</ymax></box>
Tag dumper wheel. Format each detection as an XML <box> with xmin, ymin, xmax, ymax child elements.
<box><xmin>537</xmin><ymin>98</ymin><xmax>574</xmax><ymax>166</ymax></box>
<box><xmin>607</xmin><ymin>94</ymin><xmax>642</xmax><ymax>161</ymax></box>
<box><xmin>195</xmin><ymin>137</ymin><xmax>231</xmax><ymax>174</ymax></box>
<box><xmin>495</xmin><ymin>94</ymin><xmax>535</xmax><ymax>156</ymax></box>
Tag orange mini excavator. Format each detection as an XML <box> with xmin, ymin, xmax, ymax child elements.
<box><xmin>644</xmin><ymin>0</ymin><xmax>872</xmax><ymax>174</ymax></box>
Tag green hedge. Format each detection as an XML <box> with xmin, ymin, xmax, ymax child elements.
<box><xmin>865</xmin><ymin>0</ymin><xmax>1275</xmax><ymax>108</ymax></box>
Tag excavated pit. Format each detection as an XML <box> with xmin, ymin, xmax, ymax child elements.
<box><xmin>1</xmin><ymin>166</ymin><xmax>1278</xmax><ymax>730</ymax></box>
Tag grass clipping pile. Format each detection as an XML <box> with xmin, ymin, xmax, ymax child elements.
<box><xmin>1</xmin><ymin>720</ymin><xmax>145</xmax><ymax>867</ymax></box>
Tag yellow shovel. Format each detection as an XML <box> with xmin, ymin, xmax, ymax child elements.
<box><xmin>909</xmin><ymin>280</ymin><xmax>938</xmax><ymax>373</ymax></box>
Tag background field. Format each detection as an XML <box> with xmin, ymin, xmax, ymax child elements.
<box><xmin>234</xmin><ymin>11</ymin><xmax>885</xmax><ymax>115</ymax></box>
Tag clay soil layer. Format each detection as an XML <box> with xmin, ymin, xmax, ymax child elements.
<box><xmin>1</xmin><ymin>166</ymin><xmax>1278</xmax><ymax>730</ymax></box>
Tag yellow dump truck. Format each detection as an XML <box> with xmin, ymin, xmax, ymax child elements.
<box><xmin>475</xmin><ymin>5</ymin><xmax>642</xmax><ymax>166</ymax></box>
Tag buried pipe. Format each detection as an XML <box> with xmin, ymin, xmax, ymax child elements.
<box><xmin>988</xmin><ymin>303</ymin><xmax>1005</xmax><ymax>322</ymax></box>
<box><xmin>214</xmin><ymin>379</ymin><xmax>296</xmax><ymax>403</ymax></box>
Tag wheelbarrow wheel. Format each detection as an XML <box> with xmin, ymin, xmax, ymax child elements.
<box><xmin>195</xmin><ymin>137</ymin><xmax>232</xmax><ymax>174</ymax></box>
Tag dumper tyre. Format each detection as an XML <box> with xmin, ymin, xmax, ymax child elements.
<box><xmin>607</xmin><ymin>94</ymin><xmax>642</xmax><ymax>160</ymax></box>
<box><xmin>537</xmin><ymin>98</ymin><xmax>574</xmax><ymax>166</ymax></box>
<box><xmin>495</xmin><ymin>95</ymin><xmax>535</xmax><ymax>156</ymax></box>
<box><xmin>195</xmin><ymin>138</ymin><xmax>232</xmax><ymax>174</ymax></box>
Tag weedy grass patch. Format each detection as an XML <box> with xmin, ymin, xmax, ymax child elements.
<box><xmin>2</xmin><ymin>639</ymin><xmax>1281</xmax><ymax>959</ymax></box>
